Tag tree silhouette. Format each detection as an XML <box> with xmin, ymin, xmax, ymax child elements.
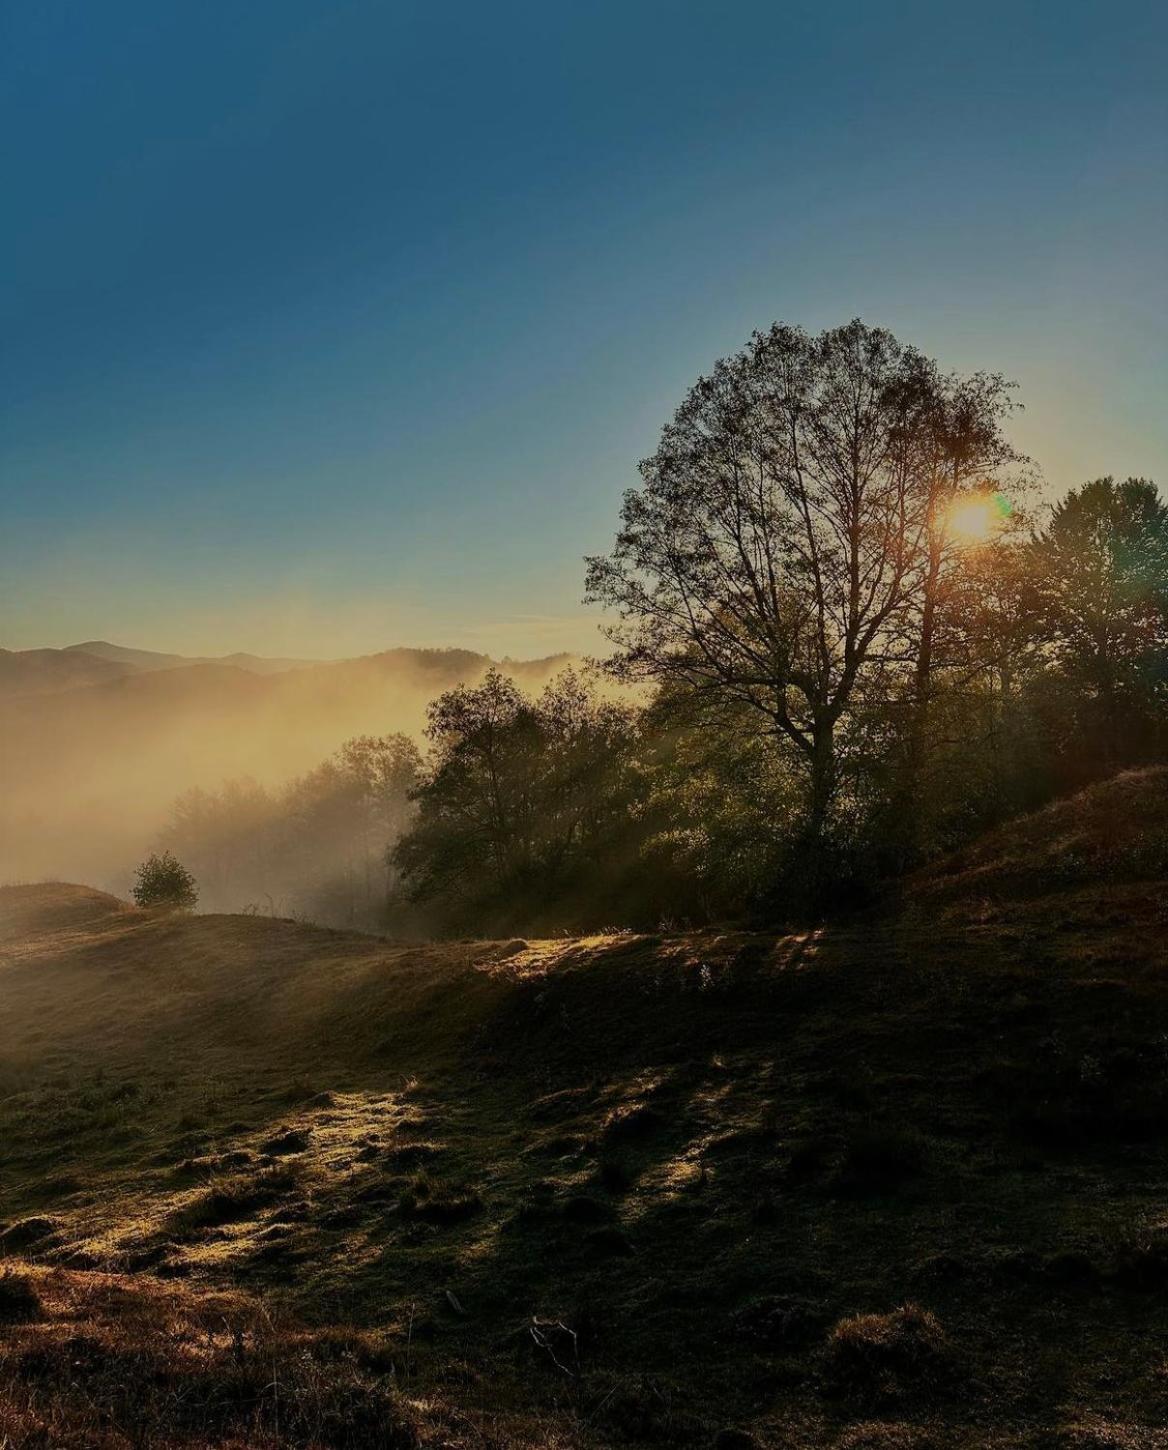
<box><xmin>586</xmin><ymin>319</ymin><xmax>1019</xmax><ymax>870</ymax></box>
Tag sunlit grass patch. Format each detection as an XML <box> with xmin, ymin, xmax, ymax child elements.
<box><xmin>0</xmin><ymin>1267</ymin><xmax>425</xmax><ymax>1449</ymax></box>
<box><xmin>168</xmin><ymin>1167</ymin><xmax>298</xmax><ymax>1236</ymax></box>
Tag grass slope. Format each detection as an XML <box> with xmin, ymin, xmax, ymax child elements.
<box><xmin>3</xmin><ymin>770</ymin><xmax>1168</xmax><ymax>1447</ymax></box>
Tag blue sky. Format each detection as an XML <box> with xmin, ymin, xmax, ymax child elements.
<box><xmin>2</xmin><ymin>0</ymin><xmax>1165</xmax><ymax>658</ymax></box>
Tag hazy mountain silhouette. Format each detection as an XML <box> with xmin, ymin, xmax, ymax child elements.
<box><xmin>0</xmin><ymin>641</ymin><xmax>574</xmax><ymax>888</ymax></box>
<box><xmin>62</xmin><ymin>639</ymin><xmax>322</xmax><ymax>676</ymax></box>
<box><xmin>0</xmin><ymin>646</ymin><xmax>130</xmax><ymax>698</ymax></box>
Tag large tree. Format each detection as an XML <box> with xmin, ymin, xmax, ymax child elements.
<box><xmin>586</xmin><ymin>319</ymin><xmax>1017</xmax><ymax>854</ymax></box>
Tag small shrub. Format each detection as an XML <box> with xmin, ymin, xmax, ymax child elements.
<box><xmin>131</xmin><ymin>852</ymin><xmax>198</xmax><ymax>911</ymax></box>
<box><xmin>826</xmin><ymin>1304</ymin><xmax>952</xmax><ymax>1406</ymax></box>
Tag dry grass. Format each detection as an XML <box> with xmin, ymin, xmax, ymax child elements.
<box><xmin>4</xmin><ymin>772</ymin><xmax>1168</xmax><ymax>1445</ymax></box>
<box><xmin>0</xmin><ymin>1267</ymin><xmax>423</xmax><ymax>1449</ymax></box>
<box><xmin>826</xmin><ymin>1305</ymin><xmax>953</xmax><ymax>1406</ymax></box>
<box><xmin>0</xmin><ymin>1271</ymin><xmax>43</xmax><ymax>1324</ymax></box>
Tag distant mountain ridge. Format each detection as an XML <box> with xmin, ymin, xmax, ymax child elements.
<box><xmin>63</xmin><ymin>640</ymin><xmax>322</xmax><ymax>676</ymax></box>
<box><xmin>0</xmin><ymin>640</ymin><xmax>314</xmax><ymax>698</ymax></box>
<box><xmin>1</xmin><ymin>640</ymin><xmax>574</xmax><ymax>702</ymax></box>
<box><xmin>0</xmin><ymin>647</ymin><xmax>129</xmax><ymax>699</ymax></box>
<box><xmin>0</xmin><ymin>639</ymin><xmax>578</xmax><ymax>887</ymax></box>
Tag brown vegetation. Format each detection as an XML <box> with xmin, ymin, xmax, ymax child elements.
<box><xmin>2</xmin><ymin>774</ymin><xmax>1168</xmax><ymax>1444</ymax></box>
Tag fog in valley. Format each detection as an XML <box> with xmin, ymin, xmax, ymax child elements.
<box><xmin>0</xmin><ymin>641</ymin><xmax>571</xmax><ymax>925</ymax></box>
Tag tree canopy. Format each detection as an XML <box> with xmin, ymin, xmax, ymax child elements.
<box><xmin>585</xmin><ymin>320</ymin><xmax>1021</xmax><ymax>855</ymax></box>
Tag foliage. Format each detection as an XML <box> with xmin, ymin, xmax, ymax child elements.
<box><xmin>1027</xmin><ymin>477</ymin><xmax>1168</xmax><ymax>777</ymax></box>
<box><xmin>585</xmin><ymin>319</ymin><xmax>1020</xmax><ymax>863</ymax></box>
<box><xmin>391</xmin><ymin>670</ymin><xmax>656</xmax><ymax>934</ymax></box>
<box><xmin>635</xmin><ymin>686</ymin><xmax>804</xmax><ymax>920</ymax></box>
<box><xmin>162</xmin><ymin>734</ymin><xmax>421</xmax><ymax>928</ymax></box>
<box><xmin>131</xmin><ymin>851</ymin><xmax>198</xmax><ymax>911</ymax></box>
<box><xmin>152</xmin><ymin>326</ymin><xmax>1168</xmax><ymax>935</ymax></box>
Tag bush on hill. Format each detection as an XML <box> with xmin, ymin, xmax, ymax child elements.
<box><xmin>131</xmin><ymin>851</ymin><xmax>198</xmax><ymax>911</ymax></box>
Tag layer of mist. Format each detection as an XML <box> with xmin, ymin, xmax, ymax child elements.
<box><xmin>0</xmin><ymin>643</ymin><xmax>572</xmax><ymax>901</ymax></box>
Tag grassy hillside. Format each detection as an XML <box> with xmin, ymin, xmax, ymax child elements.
<box><xmin>3</xmin><ymin>772</ymin><xmax>1168</xmax><ymax>1447</ymax></box>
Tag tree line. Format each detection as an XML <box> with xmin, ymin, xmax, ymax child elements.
<box><xmin>160</xmin><ymin>735</ymin><xmax>421</xmax><ymax>929</ymax></box>
<box><xmin>162</xmin><ymin>321</ymin><xmax>1168</xmax><ymax>935</ymax></box>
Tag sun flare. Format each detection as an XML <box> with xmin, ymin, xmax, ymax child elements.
<box><xmin>946</xmin><ymin>492</ymin><xmax>1011</xmax><ymax>546</ymax></box>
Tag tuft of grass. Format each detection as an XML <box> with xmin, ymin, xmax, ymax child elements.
<box><xmin>0</xmin><ymin>1271</ymin><xmax>43</xmax><ymax>1323</ymax></box>
<box><xmin>787</xmin><ymin>1136</ymin><xmax>832</xmax><ymax>1178</ymax></box>
<box><xmin>0</xmin><ymin>1270</ymin><xmax>422</xmax><ymax>1449</ymax></box>
<box><xmin>585</xmin><ymin>1370</ymin><xmax>700</xmax><ymax>1443</ymax></box>
<box><xmin>733</xmin><ymin>1294</ymin><xmax>826</xmax><ymax>1348</ymax></box>
<box><xmin>1111</xmin><ymin>1222</ymin><xmax>1168</xmax><ymax>1291</ymax></box>
<box><xmin>385</xmin><ymin>1141</ymin><xmax>444</xmax><ymax>1169</ymax></box>
<box><xmin>560</xmin><ymin>1194</ymin><xmax>613</xmax><ymax>1225</ymax></box>
<box><xmin>0</xmin><ymin>1215</ymin><xmax>58</xmax><ymax>1252</ymax></box>
<box><xmin>262</xmin><ymin>1127</ymin><xmax>311</xmax><ymax>1156</ymax></box>
<box><xmin>397</xmin><ymin>1172</ymin><xmax>483</xmax><ymax>1224</ymax></box>
<box><xmin>826</xmin><ymin>1304</ymin><xmax>952</xmax><ymax>1406</ymax></box>
<box><xmin>169</xmin><ymin>1168</ymin><xmax>297</xmax><ymax>1235</ymax></box>
<box><xmin>602</xmin><ymin>1102</ymin><xmax>666</xmax><ymax>1144</ymax></box>
<box><xmin>585</xmin><ymin>1225</ymin><xmax>636</xmax><ymax>1257</ymax></box>
<box><xmin>835</xmin><ymin>1423</ymin><xmax>938</xmax><ymax>1450</ymax></box>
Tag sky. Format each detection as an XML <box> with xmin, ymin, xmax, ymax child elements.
<box><xmin>2</xmin><ymin>0</ymin><xmax>1166</xmax><ymax>660</ymax></box>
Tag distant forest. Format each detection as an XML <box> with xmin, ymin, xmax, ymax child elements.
<box><xmin>163</xmin><ymin>321</ymin><xmax>1168</xmax><ymax>935</ymax></box>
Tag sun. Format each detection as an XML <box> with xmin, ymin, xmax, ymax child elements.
<box><xmin>946</xmin><ymin>492</ymin><xmax>1011</xmax><ymax>546</ymax></box>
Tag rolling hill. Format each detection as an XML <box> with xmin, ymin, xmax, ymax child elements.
<box><xmin>2</xmin><ymin>770</ymin><xmax>1168</xmax><ymax>1447</ymax></box>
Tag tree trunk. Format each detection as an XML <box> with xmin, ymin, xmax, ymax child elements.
<box><xmin>898</xmin><ymin>529</ymin><xmax>944</xmax><ymax>866</ymax></box>
<box><xmin>799</xmin><ymin>719</ymin><xmax>838</xmax><ymax>907</ymax></box>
